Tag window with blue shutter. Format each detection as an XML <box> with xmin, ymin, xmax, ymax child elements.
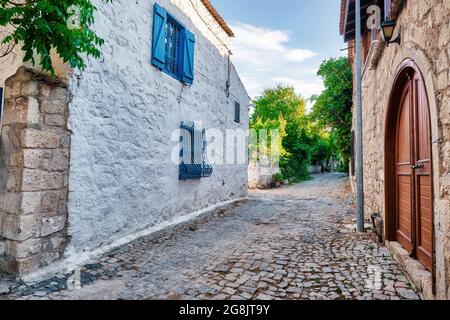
<box><xmin>151</xmin><ymin>3</ymin><xmax>195</xmax><ymax>84</ymax></box>
<box><xmin>179</xmin><ymin>122</ymin><xmax>213</xmax><ymax>180</ymax></box>
<box><xmin>151</xmin><ymin>3</ymin><xmax>167</xmax><ymax>70</ymax></box>
<box><xmin>181</xmin><ymin>29</ymin><xmax>195</xmax><ymax>84</ymax></box>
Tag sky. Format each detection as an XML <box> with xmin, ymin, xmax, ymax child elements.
<box><xmin>210</xmin><ymin>0</ymin><xmax>346</xmax><ymax>100</ymax></box>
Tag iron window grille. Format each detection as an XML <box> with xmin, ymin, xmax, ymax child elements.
<box><xmin>164</xmin><ymin>17</ymin><xmax>181</xmax><ymax>78</ymax></box>
<box><xmin>179</xmin><ymin>122</ymin><xmax>213</xmax><ymax>180</ymax></box>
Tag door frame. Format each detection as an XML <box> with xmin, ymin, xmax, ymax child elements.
<box><xmin>384</xmin><ymin>59</ymin><xmax>436</xmax><ymax>279</ymax></box>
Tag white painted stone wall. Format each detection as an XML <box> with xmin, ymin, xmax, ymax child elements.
<box><xmin>248</xmin><ymin>163</ymin><xmax>279</xmax><ymax>189</ymax></box>
<box><xmin>0</xmin><ymin>28</ymin><xmax>23</xmax><ymax>88</ymax></box>
<box><xmin>0</xmin><ymin>28</ymin><xmax>69</xmax><ymax>88</ymax></box>
<box><xmin>65</xmin><ymin>0</ymin><xmax>250</xmax><ymax>255</ymax></box>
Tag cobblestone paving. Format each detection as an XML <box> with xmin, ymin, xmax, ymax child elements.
<box><xmin>0</xmin><ymin>174</ymin><xmax>420</xmax><ymax>300</ymax></box>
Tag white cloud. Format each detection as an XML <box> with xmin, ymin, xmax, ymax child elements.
<box><xmin>230</xmin><ymin>22</ymin><xmax>324</xmax><ymax>100</ymax></box>
<box><xmin>271</xmin><ymin>77</ymin><xmax>324</xmax><ymax>99</ymax></box>
<box><xmin>284</xmin><ymin>49</ymin><xmax>317</xmax><ymax>63</ymax></box>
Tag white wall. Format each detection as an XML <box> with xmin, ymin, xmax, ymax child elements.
<box><xmin>0</xmin><ymin>31</ymin><xmax>70</xmax><ymax>88</ymax></box>
<box><xmin>66</xmin><ymin>0</ymin><xmax>250</xmax><ymax>255</ymax></box>
<box><xmin>0</xmin><ymin>28</ymin><xmax>23</xmax><ymax>88</ymax></box>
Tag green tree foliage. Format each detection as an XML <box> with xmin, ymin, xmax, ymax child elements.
<box><xmin>249</xmin><ymin>114</ymin><xmax>288</xmax><ymax>162</ymax></box>
<box><xmin>0</xmin><ymin>0</ymin><xmax>112</xmax><ymax>75</ymax></box>
<box><xmin>310</xmin><ymin>57</ymin><xmax>353</xmax><ymax>170</ymax></box>
<box><xmin>251</xmin><ymin>86</ymin><xmax>321</xmax><ymax>182</ymax></box>
<box><xmin>309</xmin><ymin>128</ymin><xmax>336</xmax><ymax>165</ymax></box>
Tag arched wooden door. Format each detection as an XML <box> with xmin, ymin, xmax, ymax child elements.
<box><xmin>389</xmin><ymin>63</ymin><xmax>434</xmax><ymax>271</ymax></box>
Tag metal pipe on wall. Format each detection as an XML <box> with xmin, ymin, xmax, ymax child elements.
<box><xmin>355</xmin><ymin>0</ymin><xmax>365</xmax><ymax>233</ymax></box>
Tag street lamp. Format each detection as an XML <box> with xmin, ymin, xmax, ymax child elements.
<box><xmin>381</xmin><ymin>19</ymin><xmax>401</xmax><ymax>46</ymax></box>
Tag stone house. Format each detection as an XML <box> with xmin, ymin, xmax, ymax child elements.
<box><xmin>340</xmin><ymin>0</ymin><xmax>450</xmax><ymax>299</ymax></box>
<box><xmin>0</xmin><ymin>0</ymin><xmax>250</xmax><ymax>278</ymax></box>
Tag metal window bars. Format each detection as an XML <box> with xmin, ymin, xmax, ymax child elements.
<box><xmin>165</xmin><ymin>18</ymin><xmax>180</xmax><ymax>77</ymax></box>
<box><xmin>179</xmin><ymin>122</ymin><xmax>213</xmax><ymax>180</ymax></box>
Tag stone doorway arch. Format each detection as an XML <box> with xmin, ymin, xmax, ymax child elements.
<box><xmin>384</xmin><ymin>58</ymin><xmax>435</xmax><ymax>272</ymax></box>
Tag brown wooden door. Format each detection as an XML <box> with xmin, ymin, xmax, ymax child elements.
<box><xmin>394</xmin><ymin>71</ymin><xmax>433</xmax><ymax>271</ymax></box>
<box><xmin>413</xmin><ymin>74</ymin><xmax>433</xmax><ymax>271</ymax></box>
<box><xmin>395</xmin><ymin>83</ymin><xmax>414</xmax><ymax>252</ymax></box>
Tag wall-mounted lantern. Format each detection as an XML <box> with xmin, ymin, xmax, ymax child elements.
<box><xmin>381</xmin><ymin>19</ymin><xmax>401</xmax><ymax>46</ymax></box>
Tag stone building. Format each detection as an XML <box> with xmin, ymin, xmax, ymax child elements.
<box><xmin>340</xmin><ymin>0</ymin><xmax>450</xmax><ymax>299</ymax></box>
<box><xmin>0</xmin><ymin>0</ymin><xmax>249</xmax><ymax>278</ymax></box>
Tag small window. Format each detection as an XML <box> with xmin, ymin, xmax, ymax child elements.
<box><xmin>234</xmin><ymin>102</ymin><xmax>241</xmax><ymax>123</ymax></box>
<box><xmin>371</xmin><ymin>27</ymin><xmax>378</xmax><ymax>42</ymax></box>
<box><xmin>152</xmin><ymin>3</ymin><xmax>195</xmax><ymax>84</ymax></box>
<box><xmin>384</xmin><ymin>0</ymin><xmax>392</xmax><ymax>19</ymax></box>
<box><xmin>0</xmin><ymin>86</ymin><xmax>3</xmax><ymax>120</ymax></box>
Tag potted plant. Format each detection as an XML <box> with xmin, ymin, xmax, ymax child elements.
<box><xmin>272</xmin><ymin>172</ymin><xmax>284</xmax><ymax>188</ymax></box>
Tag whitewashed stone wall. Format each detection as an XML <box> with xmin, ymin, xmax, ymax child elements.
<box><xmin>0</xmin><ymin>29</ymin><xmax>69</xmax><ymax>89</ymax></box>
<box><xmin>248</xmin><ymin>163</ymin><xmax>279</xmax><ymax>189</ymax></box>
<box><xmin>65</xmin><ymin>0</ymin><xmax>249</xmax><ymax>256</ymax></box>
<box><xmin>0</xmin><ymin>51</ymin><xmax>22</xmax><ymax>89</ymax></box>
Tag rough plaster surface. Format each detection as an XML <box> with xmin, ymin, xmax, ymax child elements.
<box><xmin>65</xmin><ymin>0</ymin><xmax>249</xmax><ymax>256</ymax></box>
<box><xmin>351</xmin><ymin>0</ymin><xmax>450</xmax><ymax>299</ymax></box>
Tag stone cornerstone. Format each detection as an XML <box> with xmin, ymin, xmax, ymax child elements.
<box><xmin>0</xmin><ymin>67</ymin><xmax>71</xmax><ymax>276</ymax></box>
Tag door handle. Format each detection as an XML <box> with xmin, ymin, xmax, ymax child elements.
<box><xmin>411</xmin><ymin>162</ymin><xmax>425</xmax><ymax>170</ymax></box>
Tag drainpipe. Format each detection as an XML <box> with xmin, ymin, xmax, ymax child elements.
<box><xmin>225</xmin><ymin>53</ymin><xmax>231</xmax><ymax>98</ymax></box>
<box><xmin>355</xmin><ymin>0</ymin><xmax>365</xmax><ymax>233</ymax></box>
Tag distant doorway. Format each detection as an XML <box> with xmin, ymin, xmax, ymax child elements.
<box><xmin>385</xmin><ymin>60</ymin><xmax>434</xmax><ymax>271</ymax></box>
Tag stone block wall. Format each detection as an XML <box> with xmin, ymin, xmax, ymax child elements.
<box><xmin>0</xmin><ymin>67</ymin><xmax>70</xmax><ymax>276</ymax></box>
<box><xmin>356</xmin><ymin>0</ymin><xmax>450</xmax><ymax>299</ymax></box>
<box><xmin>248</xmin><ymin>163</ymin><xmax>279</xmax><ymax>189</ymax></box>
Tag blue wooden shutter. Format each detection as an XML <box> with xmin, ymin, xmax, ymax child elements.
<box><xmin>152</xmin><ymin>3</ymin><xmax>167</xmax><ymax>69</ymax></box>
<box><xmin>181</xmin><ymin>29</ymin><xmax>195</xmax><ymax>84</ymax></box>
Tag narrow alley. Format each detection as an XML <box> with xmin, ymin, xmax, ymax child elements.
<box><xmin>1</xmin><ymin>174</ymin><xmax>419</xmax><ymax>300</ymax></box>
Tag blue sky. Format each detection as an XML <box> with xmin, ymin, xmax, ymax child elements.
<box><xmin>210</xmin><ymin>0</ymin><xmax>345</xmax><ymax>100</ymax></box>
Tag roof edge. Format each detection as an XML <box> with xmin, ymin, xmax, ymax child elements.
<box><xmin>201</xmin><ymin>0</ymin><xmax>234</xmax><ymax>37</ymax></box>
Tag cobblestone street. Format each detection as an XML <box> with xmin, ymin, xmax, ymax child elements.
<box><xmin>0</xmin><ymin>174</ymin><xmax>419</xmax><ymax>300</ymax></box>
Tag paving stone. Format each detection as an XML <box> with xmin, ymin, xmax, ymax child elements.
<box><xmin>0</xmin><ymin>282</ymin><xmax>12</xmax><ymax>295</ymax></box>
<box><xmin>222</xmin><ymin>287</ymin><xmax>236</xmax><ymax>296</ymax></box>
<box><xmin>213</xmin><ymin>264</ymin><xmax>230</xmax><ymax>273</ymax></box>
<box><xmin>256</xmin><ymin>294</ymin><xmax>274</xmax><ymax>300</ymax></box>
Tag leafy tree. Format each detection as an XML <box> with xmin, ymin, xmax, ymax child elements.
<box><xmin>251</xmin><ymin>86</ymin><xmax>314</xmax><ymax>182</ymax></box>
<box><xmin>310</xmin><ymin>57</ymin><xmax>353</xmax><ymax>170</ymax></box>
<box><xmin>0</xmin><ymin>0</ymin><xmax>112</xmax><ymax>75</ymax></box>
<box><xmin>309</xmin><ymin>128</ymin><xmax>335</xmax><ymax>165</ymax></box>
<box><xmin>249</xmin><ymin>114</ymin><xmax>288</xmax><ymax>163</ymax></box>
